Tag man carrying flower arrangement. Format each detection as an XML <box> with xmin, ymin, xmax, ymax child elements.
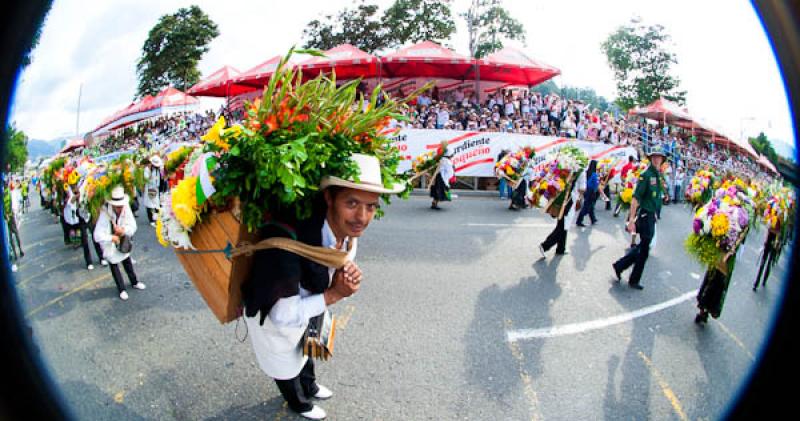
<box><xmin>241</xmin><ymin>154</ymin><xmax>404</xmax><ymax>420</ymax></box>
<box><xmin>612</xmin><ymin>146</ymin><xmax>667</xmax><ymax>290</ymax></box>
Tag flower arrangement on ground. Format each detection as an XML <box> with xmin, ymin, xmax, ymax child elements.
<box><xmin>529</xmin><ymin>145</ymin><xmax>588</xmax><ymax>213</ymax></box>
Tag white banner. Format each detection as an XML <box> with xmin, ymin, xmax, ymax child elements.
<box><xmin>391</xmin><ymin>129</ymin><xmax>637</xmax><ymax>176</ymax></box>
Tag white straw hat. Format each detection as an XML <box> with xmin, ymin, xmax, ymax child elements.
<box><xmin>320</xmin><ymin>154</ymin><xmax>405</xmax><ymax>194</ymax></box>
<box><xmin>107</xmin><ymin>185</ymin><xmax>128</xmax><ymax>206</ymax></box>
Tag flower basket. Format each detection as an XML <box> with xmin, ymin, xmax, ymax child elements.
<box><xmin>174</xmin><ymin>206</ymin><xmax>258</xmax><ymax>323</ymax></box>
<box><xmin>530</xmin><ymin>145</ymin><xmax>587</xmax><ymax>215</ymax></box>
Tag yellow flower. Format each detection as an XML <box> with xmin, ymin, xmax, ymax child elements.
<box><xmin>202</xmin><ymin>116</ymin><xmax>226</xmax><ymax>148</ymax></box>
<box><xmin>711</xmin><ymin>213</ymin><xmax>729</xmax><ymax>237</ymax></box>
<box><xmin>155</xmin><ymin>216</ymin><xmax>169</xmax><ymax>247</ymax></box>
<box><xmin>621</xmin><ymin>188</ymin><xmax>633</xmax><ymax>203</ymax></box>
<box><xmin>171</xmin><ymin>176</ymin><xmax>200</xmax><ymax>230</ymax></box>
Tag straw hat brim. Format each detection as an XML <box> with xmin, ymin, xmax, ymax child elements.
<box><xmin>108</xmin><ymin>195</ymin><xmax>129</xmax><ymax>206</ymax></box>
<box><xmin>320</xmin><ymin>176</ymin><xmax>405</xmax><ymax>194</ymax></box>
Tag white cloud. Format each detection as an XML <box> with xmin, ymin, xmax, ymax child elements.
<box><xmin>10</xmin><ymin>0</ymin><xmax>795</xmax><ymax>153</ymax></box>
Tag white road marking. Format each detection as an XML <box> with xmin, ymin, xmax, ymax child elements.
<box><xmin>465</xmin><ymin>223</ymin><xmax>553</xmax><ymax>228</ymax></box>
<box><xmin>506</xmin><ymin>290</ymin><xmax>698</xmax><ymax>342</ymax></box>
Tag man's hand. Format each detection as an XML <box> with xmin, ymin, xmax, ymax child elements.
<box><xmin>626</xmin><ymin>219</ymin><xmax>636</xmax><ymax>234</ymax></box>
<box><xmin>113</xmin><ymin>225</ymin><xmax>125</xmax><ymax>236</ymax></box>
<box><xmin>325</xmin><ymin>261</ymin><xmax>363</xmax><ymax>305</ymax></box>
<box><xmin>111</xmin><ymin>235</ymin><xmax>120</xmax><ymax>244</ymax></box>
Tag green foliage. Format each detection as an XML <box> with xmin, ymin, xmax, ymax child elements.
<box><xmin>135</xmin><ymin>5</ymin><xmax>219</xmax><ymax>97</ymax></box>
<box><xmin>211</xmin><ymin>49</ymin><xmax>428</xmax><ymax>231</ymax></box>
<box><xmin>383</xmin><ymin>0</ymin><xmax>456</xmax><ymax>48</ymax></box>
<box><xmin>464</xmin><ymin>0</ymin><xmax>526</xmax><ymax>58</ymax></box>
<box><xmin>748</xmin><ymin>132</ymin><xmax>779</xmax><ymax>167</ymax></box>
<box><xmin>302</xmin><ymin>1</ymin><xmax>389</xmax><ymax>53</ymax></box>
<box><xmin>685</xmin><ymin>233</ymin><xmax>723</xmax><ymax>268</ymax></box>
<box><xmin>4</xmin><ymin>123</ymin><xmax>29</xmax><ymax>172</ymax></box>
<box><xmin>601</xmin><ymin>17</ymin><xmax>686</xmax><ymax>111</ymax></box>
<box><xmin>164</xmin><ymin>146</ymin><xmax>194</xmax><ymax>175</ymax></box>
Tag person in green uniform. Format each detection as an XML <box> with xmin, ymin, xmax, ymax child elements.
<box><xmin>611</xmin><ymin>145</ymin><xmax>667</xmax><ymax>290</ymax></box>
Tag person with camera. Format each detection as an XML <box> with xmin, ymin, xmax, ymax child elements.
<box><xmin>93</xmin><ymin>185</ymin><xmax>145</xmax><ymax>301</ymax></box>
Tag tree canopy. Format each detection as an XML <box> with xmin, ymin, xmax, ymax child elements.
<box><xmin>135</xmin><ymin>5</ymin><xmax>219</xmax><ymax>98</ymax></box>
<box><xmin>302</xmin><ymin>0</ymin><xmax>456</xmax><ymax>53</ymax></box>
<box><xmin>4</xmin><ymin>124</ymin><xmax>28</xmax><ymax>172</ymax></box>
<box><xmin>464</xmin><ymin>0</ymin><xmax>526</xmax><ymax>58</ymax></box>
<box><xmin>601</xmin><ymin>17</ymin><xmax>686</xmax><ymax>111</ymax></box>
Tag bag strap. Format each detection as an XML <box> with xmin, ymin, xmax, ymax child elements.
<box><xmin>229</xmin><ymin>237</ymin><xmax>353</xmax><ymax>269</ymax></box>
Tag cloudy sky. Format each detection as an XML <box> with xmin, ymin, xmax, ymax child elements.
<box><xmin>9</xmin><ymin>0</ymin><xmax>795</xmax><ymax>155</ymax></box>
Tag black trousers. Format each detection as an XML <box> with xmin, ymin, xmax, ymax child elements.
<box><xmin>604</xmin><ymin>185</ymin><xmax>611</xmax><ymax>210</ymax></box>
<box><xmin>109</xmin><ymin>256</ymin><xmax>138</xmax><ymax>293</ymax></box>
<box><xmin>6</xmin><ymin>217</ymin><xmax>23</xmax><ymax>260</ymax></box>
<box><xmin>60</xmin><ymin>215</ymin><xmax>73</xmax><ymax>245</ymax></box>
<box><xmin>754</xmin><ymin>234</ymin><xmax>777</xmax><ymax>289</ymax></box>
<box><xmin>146</xmin><ymin>207</ymin><xmax>157</xmax><ymax>223</ymax></box>
<box><xmin>576</xmin><ymin>191</ymin><xmax>598</xmax><ymax>225</ymax></box>
<box><xmin>542</xmin><ymin>199</ymin><xmax>573</xmax><ymax>254</ymax></box>
<box><xmin>274</xmin><ymin>358</ymin><xmax>319</xmax><ymax>413</ymax></box>
<box><xmin>613</xmin><ymin>210</ymin><xmax>655</xmax><ymax>285</ymax></box>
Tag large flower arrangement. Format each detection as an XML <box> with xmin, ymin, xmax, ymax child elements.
<box><xmin>596</xmin><ymin>158</ymin><xmax>617</xmax><ymax>181</ymax></box>
<box><xmin>157</xmin><ymin>49</ymin><xmax>424</xmax><ymax>248</ymax></box>
<box><xmin>80</xmin><ymin>155</ymin><xmax>145</xmax><ymax>220</ymax></box>
<box><xmin>529</xmin><ymin>145</ymin><xmax>588</xmax><ymax>210</ymax></box>
<box><xmin>410</xmin><ymin>141</ymin><xmax>447</xmax><ymax>176</ymax></box>
<box><xmin>685</xmin><ymin>170</ymin><xmax>715</xmax><ymax>208</ymax></box>
<box><xmin>685</xmin><ymin>180</ymin><xmax>756</xmax><ymax>269</ymax></box>
<box><xmin>615</xmin><ymin>160</ymin><xmax>649</xmax><ymax>210</ymax></box>
<box><xmin>495</xmin><ymin>146</ymin><xmax>535</xmax><ymax>184</ymax></box>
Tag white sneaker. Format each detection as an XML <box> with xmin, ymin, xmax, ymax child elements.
<box><xmin>538</xmin><ymin>244</ymin><xmax>547</xmax><ymax>259</ymax></box>
<box><xmin>101</xmin><ymin>260</ymin><xmax>108</xmax><ymax>266</ymax></box>
<box><xmin>87</xmin><ymin>264</ymin><xmax>94</xmax><ymax>270</ymax></box>
<box><xmin>131</xmin><ymin>259</ymin><xmax>137</xmax><ymax>264</ymax></box>
<box><xmin>314</xmin><ymin>384</ymin><xmax>333</xmax><ymax>400</ymax></box>
<box><xmin>11</xmin><ymin>264</ymin><xmax>18</xmax><ymax>273</ymax></box>
<box><xmin>150</xmin><ymin>222</ymin><xmax>156</xmax><ymax>227</ymax></box>
<box><xmin>133</xmin><ymin>282</ymin><xmax>146</xmax><ymax>290</ymax></box>
<box><xmin>299</xmin><ymin>405</ymin><xmax>327</xmax><ymax>420</ymax></box>
<box><xmin>119</xmin><ymin>291</ymin><xmax>129</xmax><ymax>300</ymax></box>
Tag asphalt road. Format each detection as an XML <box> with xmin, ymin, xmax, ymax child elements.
<box><xmin>11</xmin><ymin>193</ymin><xmax>790</xmax><ymax>420</ymax></box>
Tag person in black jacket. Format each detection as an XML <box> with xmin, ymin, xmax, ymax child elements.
<box><xmin>241</xmin><ymin>154</ymin><xmax>404</xmax><ymax>420</ymax></box>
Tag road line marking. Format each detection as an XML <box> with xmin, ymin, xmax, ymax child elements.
<box><xmin>505</xmin><ymin>319</ymin><xmax>543</xmax><ymax>421</ymax></box>
<box><xmin>465</xmin><ymin>223</ymin><xmax>553</xmax><ymax>228</ymax></box>
<box><xmin>506</xmin><ymin>291</ymin><xmax>697</xmax><ymax>342</ymax></box>
<box><xmin>17</xmin><ymin>254</ymin><xmax>82</xmax><ymax>287</ymax></box>
<box><xmin>712</xmin><ymin>320</ymin><xmax>755</xmax><ymax>361</ymax></box>
<box><xmin>638</xmin><ymin>352</ymin><xmax>689</xmax><ymax>421</ymax></box>
<box><xmin>25</xmin><ymin>272</ymin><xmax>111</xmax><ymax>317</ymax></box>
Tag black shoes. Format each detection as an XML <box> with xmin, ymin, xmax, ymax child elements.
<box><xmin>576</xmin><ymin>222</ymin><xmax>586</xmax><ymax>227</ymax></box>
<box><xmin>629</xmin><ymin>283</ymin><xmax>644</xmax><ymax>290</ymax></box>
<box><xmin>612</xmin><ymin>264</ymin><xmax>622</xmax><ymax>282</ymax></box>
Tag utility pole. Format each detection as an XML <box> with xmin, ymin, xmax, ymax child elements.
<box><xmin>76</xmin><ymin>83</ymin><xmax>83</xmax><ymax>137</ymax></box>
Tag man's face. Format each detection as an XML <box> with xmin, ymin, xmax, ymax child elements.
<box><xmin>325</xmin><ymin>188</ymin><xmax>381</xmax><ymax>238</ymax></box>
<box><xmin>651</xmin><ymin>155</ymin><xmax>665</xmax><ymax>169</ymax></box>
<box><xmin>112</xmin><ymin>205</ymin><xmax>124</xmax><ymax>216</ymax></box>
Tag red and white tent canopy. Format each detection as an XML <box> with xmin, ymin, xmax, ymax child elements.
<box><xmin>381</xmin><ymin>41</ymin><xmax>473</xmax><ymax>79</ymax></box>
<box><xmin>472</xmin><ymin>47</ymin><xmax>560</xmax><ymax>86</ymax></box>
<box><xmin>187</xmin><ymin>65</ymin><xmax>252</xmax><ymax>97</ymax></box>
<box><xmin>299</xmin><ymin>44</ymin><xmax>380</xmax><ymax>80</ymax></box>
<box><xmin>93</xmin><ymin>87</ymin><xmax>200</xmax><ymax>135</ymax></box>
<box><xmin>629</xmin><ymin>98</ymin><xmax>694</xmax><ymax>125</ymax></box>
<box><xmin>233</xmin><ymin>55</ymin><xmax>287</xmax><ymax>88</ymax></box>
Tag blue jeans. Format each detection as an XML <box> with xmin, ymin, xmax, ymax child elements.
<box><xmin>498</xmin><ymin>178</ymin><xmax>513</xmax><ymax>199</ymax></box>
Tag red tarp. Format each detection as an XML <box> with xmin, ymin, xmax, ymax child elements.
<box><xmin>758</xmin><ymin>154</ymin><xmax>778</xmax><ymax>173</ymax></box>
<box><xmin>187</xmin><ymin>65</ymin><xmax>252</xmax><ymax>97</ymax></box>
<box><xmin>92</xmin><ymin>87</ymin><xmax>200</xmax><ymax>134</ymax></box>
<box><xmin>381</xmin><ymin>41</ymin><xmax>473</xmax><ymax>79</ymax></box>
<box><xmin>299</xmin><ymin>44</ymin><xmax>380</xmax><ymax>80</ymax></box>
<box><xmin>151</xmin><ymin>86</ymin><xmax>200</xmax><ymax>108</ymax></box>
<box><xmin>471</xmin><ymin>47</ymin><xmax>560</xmax><ymax>86</ymax></box>
<box><xmin>629</xmin><ymin>98</ymin><xmax>694</xmax><ymax>125</ymax></box>
<box><xmin>233</xmin><ymin>55</ymin><xmax>287</xmax><ymax>88</ymax></box>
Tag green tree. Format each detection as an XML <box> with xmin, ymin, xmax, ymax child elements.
<box><xmin>302</xmin><ymin>1</ymin><xmax>389</xmax><ymax>53</ymax></box>
<box><xmin>749</xmin><ymin>132</ymin><xmax>779</xmax><ymax>166</ymax></box>
<box><xmin>135</xmin><ymin>5</ymin><xmax>219</xmax><ymax>98</ymax></box>
<box><xmin>3</xmin><ymin>124</ymin><xmax>28</xmax><ymax>172</ymax></box>
<box><xmin>601</xmin><ymin>17</ymin><xmax>686</xmax><ymax>111</ymax></box>
<box><xmin>464</xmin><ymin>0</ymin><xmax>526</xmax><ymax>58</ymax></box>
<box><xmin>383</xmin><ymin>0</ymin><xmax>456</xmax><ymax>48</ymax></box>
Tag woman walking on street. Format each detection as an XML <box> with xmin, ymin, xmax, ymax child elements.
<box><xmin>430</xmin><ymin>152</ymin><xmax>455</xmax><ymax>210</ymax></box>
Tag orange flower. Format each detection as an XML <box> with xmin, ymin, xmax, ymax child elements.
<box><xmin>264</xmin><ymin>115</ymin><xmax>279</xmax><ymax>135</ymax></box>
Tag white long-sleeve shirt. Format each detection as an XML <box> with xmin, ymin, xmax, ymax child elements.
<box><xmin>439</xmin><ymin>157</ymin><xmax>455</xmax><ymax>188</ymax></box>
<box><xmin>246</xmin><ymin>219</ymin><xmax>357</xmax><ymax>380</ymax></box>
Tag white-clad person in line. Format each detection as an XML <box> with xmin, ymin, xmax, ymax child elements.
<box><xmin>143</xmin><ymin>155</ymin><xmax>163</xmax><ymax>227</ymax></box>
<box><xmin>241</xmin><ymin>154</ymin><xmax>404</xmax><ymax>420</ymax></box>
<box><xmin>94</xmin><ymin>186</ymin><xmax>145</xmax><ymax>301</ymax></box>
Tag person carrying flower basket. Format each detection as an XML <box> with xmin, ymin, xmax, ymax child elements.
<box><xmin>429</xmin><ymin>146</ymin><xmax>455</xmax><ymax>210</ymax></box>
<box><xmin>611</xmin><ymin>145</ymin><xmax>667</xmax><ymax>290</ymax></box>
<box><xmin>495</xmin><ymin>146</ymin><xmax>534</xmax><ymax>210</ymax></box>
<box><xmin>753</xmin><ymin>189</ymin><xmax>793</xmax><ymax>291</ymax></box>
<box><xmin>685</xmin><ymin>180</ymin><xmax>756</xmax><ymax>323</ymax></box>
<box><xmin>536</xmin><ymin>145</ymin><xmax>588</xmax><ymax>257</ymax></box>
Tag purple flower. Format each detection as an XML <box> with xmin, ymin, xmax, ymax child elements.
<box><xmin>708</xmin><ymin>202</ymin><xmax>718</xmax><ymax>215</ymax></box>
<box><xmin>737</xmin><ymin>208</ymin><xmax>749</xmax><ymax>228</ymax></box>
<box><xmin>693</xmin><ymin>218</ymin><xmax>702</xmax><ymax>234</ymax></box>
